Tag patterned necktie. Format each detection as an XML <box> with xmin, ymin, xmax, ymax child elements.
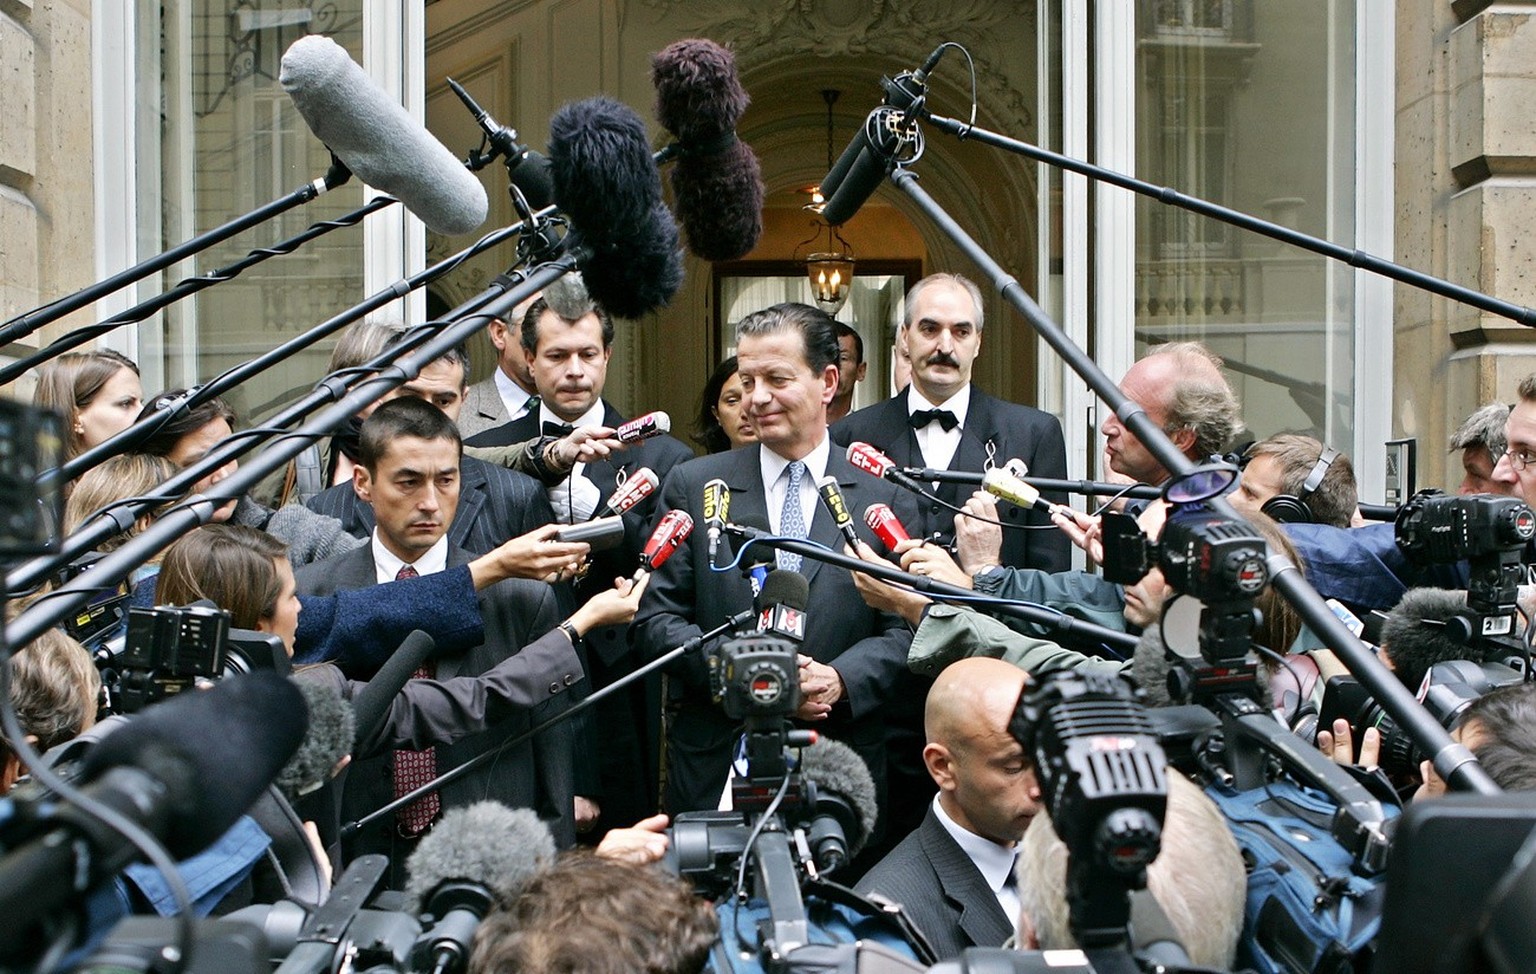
<box><xmin>778</xmin><ymin>460</ymin><xmax>807</xmax><ymax>572</ymax></box>
<box><xmin>390</xmin><ymin>562</ymin><xmax>439</xmax><ymax>835</ymax></box>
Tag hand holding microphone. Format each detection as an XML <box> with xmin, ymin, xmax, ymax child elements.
<box><xmin>566</xmin><ymin>573</ymin><xmax>652</xmax><ymax>635</ymax></box>
<box><xmin>848</xmin><ymin>539</ymin><xmax>932</xmax><ymax>627</ymax></box>
<box><xmin>954</xmin><ymin>491</ymin><xmax>1005</xmax><ymax>574</ymax></box>
<box><xmin>474</xmin><ymin>524</ymin><xmax>591</xmax><ymax>587</ymax></box>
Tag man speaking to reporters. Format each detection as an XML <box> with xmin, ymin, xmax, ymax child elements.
<box><xmin>632</xmin><ymin>303</ymin><xmax>912</xmax><ymax>831</ymax></box>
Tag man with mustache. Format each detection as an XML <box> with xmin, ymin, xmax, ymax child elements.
<box><xmin>832</xmin><ymin>273</ymin><xmax>1070</xmax><ymax>573</ymax></box>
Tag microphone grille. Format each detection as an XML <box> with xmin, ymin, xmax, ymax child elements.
<box><xmin>758</xmin><ymin>568</ymin><xmax>809</xmax><ymax>611</ymax></box>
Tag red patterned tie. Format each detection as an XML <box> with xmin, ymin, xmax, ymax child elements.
<box><xmin>390</xmin><ymin>563</ymin><xmax>440</xmax><ymax>835</ymax></box>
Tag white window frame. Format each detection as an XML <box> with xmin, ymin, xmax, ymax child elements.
<box><xmin>91</xmin><ymin>3</ymin><xmax>424</xmax><ymax>386</ymax></box>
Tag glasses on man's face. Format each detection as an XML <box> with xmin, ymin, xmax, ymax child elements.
<box><xmin>1502</xmin><ymin>446</ymin><xmax>1536</xmax><ymax>471</ymax></box>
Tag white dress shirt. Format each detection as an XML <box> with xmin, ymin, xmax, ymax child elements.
<box><xmin>907</xmin><ymin>384</ymin><xmax>972</xmax><ymax>472</ymax></box>
<box><xmin>759</xmin><ymin>433</ymin><xmax>831</xmax><ymax>536</ymax></box>
<box><xmin>540</xmin><ymin>400</ymin><xmax>606</xmax><ymax>522</ymax></box>
<box><xmin>493</xmin><ymin>368</ymin><xmax>536</xmax><ymax>423</ymax></box>
<box><xmin>371</xmin><ymin>532</ymin><xmax>450</xmax><ymax>584</ymax></box>
<box><xmin>932</xmin><ymin>794</ymin><xmax>1021</xmax><ymax>924</ymax></box>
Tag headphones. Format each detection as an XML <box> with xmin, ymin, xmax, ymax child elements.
<box><xmin>1260</xmin><ymin>446</ymin><xmax>1340</xmax><ymax>524</ymax></box>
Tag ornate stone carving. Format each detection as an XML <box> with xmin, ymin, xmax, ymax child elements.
<box><xmin>625</xmin><ymin>0</ymin><xmax>1034</xmax><ymax>133</ymax></box>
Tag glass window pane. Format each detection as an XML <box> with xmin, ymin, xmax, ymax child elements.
<box><xmin>1135</xmin><ymin>1</ymin><xmax>1356</xmax><ymax>449</ymax></box>
<box><xmin>142</xmin><ymin>2</ymin><xmax>367</xmax><ymax>420</ymax></box>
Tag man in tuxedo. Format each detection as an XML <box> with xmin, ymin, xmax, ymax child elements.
<box><xmin>632</xmin><ymin>302</ymin><xmax>913</xmax><ymax>832</ymax></box>
<box><xmin>305</xmin><ymin>340</ymin><xmax>556</xmax><ymax>557</ymax></box>
<box><xmin>832</xmin><ymin>273</ymin><xmax>1071</xmax><ymax>574</ymax></box>
<box><xmin>459</xmin><ymin>291</ymin><xmax>543</xmax><ymax>439</ymax></box>
<box><xmin>294</xmin><ymin>398</ymin><xmax>580</xmax><ymax>878</ymax></box>
<box><xmin>856</xmin><ymin>657</ymin><xmax>1040</xmax><ymax>960</ymax></box>
<box><xmin>466</xmin><ymin>274</ymin><xmax>693</xmax><ymax>833</ymax></box>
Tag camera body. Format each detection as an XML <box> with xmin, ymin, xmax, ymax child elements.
<box><xmin>1319</xmin><ymin>658</ymin><xmax>1524</xmax><ymax>775</ymax></box>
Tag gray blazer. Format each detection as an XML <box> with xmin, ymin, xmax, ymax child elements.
<box><xmin>855</xmin><ymin>806</ymin><xmax>1016</xmax><ymax>960</ymax></box>
<box><xmin>459</xmin><ymin>376</ymin><xmax>534</xmax><ymax>440</ymax></box>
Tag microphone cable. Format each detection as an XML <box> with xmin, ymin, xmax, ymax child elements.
<box><xmin>721</xmin><ymin>529</ymin><xmax>1130</xmax><ymax>660</ymax></box>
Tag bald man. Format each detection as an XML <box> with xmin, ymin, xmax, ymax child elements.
<box><xmin>854</xmin><ymin>658</ymin><xmax>1041</xmax><ymax>960</ymax></box>
<box><xmin>1101</xmin><ymin>342</ymin><xmax>1241</xmax><ymax>487</ymax></box>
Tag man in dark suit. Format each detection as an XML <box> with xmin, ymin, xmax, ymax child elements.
<box><xmin>631</xmin><ymin>302</ymin><xmax>913</xmax><ymax>831</ymax></box>
<box><xmin>856</xmin><ymin>657</ymin><xmax>1040</xmax><ymax>960</ymax></box>
<box><xmin>832</xmin><ymin>272</ymin><xmax>1071</xmax><ymax>574</ymax></box>
<box><xmin>466</xmin><ymin>275</ymin><xmax>694</xmax><ymax>833</ymax></box>
<box><xmin>305</xmin><ymin>340</ymin><xmax>556</xmax><ymax>556</ymax></box>
<box><xmin>294</xmin><ymin>398</ymin><xmax>582</xmax><ymax>881</ymax></box>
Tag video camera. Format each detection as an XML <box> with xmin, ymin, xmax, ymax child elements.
<box><xmin>1395</xmin><ymin>489</ymin><xmax>1535</xmax><ymax>642</ymax></box>
<box><xmin>1102</xmin><ymin>502</ymin><xmax>1268</xmax><ymax>702</ymax></box>
<box><xmin>93</xmin><ymin>603</ymin><xmax>289</xmax><ymax>715</ymax></box>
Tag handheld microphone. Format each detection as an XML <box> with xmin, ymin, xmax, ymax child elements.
<box><xmin>797</xmin><ymin>736</ymin><xmax>879</xmax><ymax>873</ymax></box>
<box><xmin>601</xmin><ymin>468</ymin><xmax>659</xmax><ymax>517</ymax></box>
<box><xmin>640</xmin><ymin>509</ymin><xmax>694</xmax><ymax>573</ymax></box>
<box><xmin>1004</xmin><ymin>457</ymin><xmax>1030</xmax><ymax>480</ymax></box>
<box><xmin>756</xmin><ymin>569</ymin><xmax>810</xmax><ymax>643</ymax></box>
<box><xmin>0</xmin><ymin>673</ymin><xmax>307</xmax><ymax>931</ymax></box>
<box><xmin>981</xmin><ymin>466</ymin><xmax>1063</xmax><ymax>516</ymax></box>
<box><xmin>549</xmin><ymin>97</ymin><xmax>683</xmax><ymax>319</ymax></box>
<box><xmin>348</xmin><ymin>630</ymin><xmax>437</xmax><ymax>754</ymax></box>
<box><xmin>846</xmin><ymin>441</ymin><xmax>928</xmax><ymax>495</ymax></box>
<box><xmin>614</xmin><ymin>410</ymin><xmax>672</xmax><ymax>444</ymax></box>
<box><xmin>863</xmin><ymin>503</ymin><xmax>911</xmax><ymax>552</ymax></box>
<box><xmin>816</xmin><ymin>476</ymin><xmax>861</xmax><ymax>548</ymax></box>
<box><xmin>703</xmin><ymin>478</ymin><xmax>731</xmax><ymax>563</ymax></box>
<box><xmin>278</xmin><ymin>36</ymin><xmax>488</xmax><ymax>235</ymax></box>
<box><xmin>404</xmin><ymin>802</ymin><xmax>556</xmax><ymax>974</ymax></box>
<box><xmin>650</xmin><ymin>38</ymin><xmax>764</xmax><ymax>261</ymax></box>
<box><xmin>277</xmin><ymin>677</ymin><xmax>357</xmax><ymax>802</ymax></box>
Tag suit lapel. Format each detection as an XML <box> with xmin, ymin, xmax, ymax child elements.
<box><xmin>802</xmin><ymin>448</ymin><xmax>864</xmax><ymax>585</ymax></box>
<box><xmin>944</xmin><ymin>388</ymin><xmax>999</xmax><ymax>505</ymax></box>
<box><xmin>450</xmin><ymin>460</ymin><xmax>488</xmax><ymax>550</ymax></box>
<box><xmin>919</xmin><ymin>811</ymin><xmax>1015</xmax><ymax>949</ymax></box>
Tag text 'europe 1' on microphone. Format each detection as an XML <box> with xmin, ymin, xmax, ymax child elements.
<box><xmin>0</xmin><ymin>672</ymin><xmax>308</xmax><ymax>933</ymax></box>
<box><xmin>846</xmin><ymin>441</ymin><xmax>927</xmax><ymax>495</ymax></box>
<box><xmin>601</xmin><ymin>467</ymin><xmax>659</xmax><ymax>518</ymax></box>
<box><xmin>614</xmin><ymin>410</ymin><xmax>672</xmax><ymax>444</ymax></box>
<box><xmin>703</xmin><ymin>477</ymin><xmax>731</xmax><ymax>563</ymax></box>
<box><xmin>816</xmin><ymin>475</ymin><xmax>860</xmax><ymax>548</ymax></box>
<box><xmin>756</xmin><ymin>568</ymin><xmax>809</xmax><ymax>644</ymax></box>
<box><xmin>982</xmin><ymin>466</ymin><xmax>1066</xmax><ymax>517</ymax></box>
<box><xmin>863</xmin><ymin>503</ymin><xmax>911</xmax><ymax>553</ymax></box>
<box><xmin>639</xmin><ymin>509</ymin><xmax>694</xmax><ymax>575</ymax></box>
<box><xmin>650</xmin><ymin>38</ymin><xmax>764</xmax><ymax>261</ymax></box>
<box><xmin>549</xmin><ymin>97</ymin><xmax>682</xmax><ymax>320</ymax></box>
<box><xmin>279</xmin><ymin>35</ymin><xmax>488</xmax><ymax>235</ymax></box>
<box><xmin>404</xmin><ymin>802</ymin><xmax>556</xmax><ymax>974</ymax></box>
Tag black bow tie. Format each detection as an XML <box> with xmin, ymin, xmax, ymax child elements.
<box><xmin>909</xmin><ymin>408</ymin><xmax>959</xmax><ymax>432</ymax></box>
<box><xmin>542</xmin><ymin>421</ymin><xmax>576</xmax><ymax>438</ymax></box>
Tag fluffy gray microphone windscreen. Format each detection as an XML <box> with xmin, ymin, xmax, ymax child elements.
<box><xmin>651</xmin><ymin>38</ymin><xmax>764</xmax><ymax>261</ymax></box>
<box><xmin>549</xmin><ymin>97</ymin><xmax>683</xmax><ymax>320</ymax></box>
<box><xmin>276</xmin><ymin>675</ymin><xmax>356</xmax><ymax>803</ymax></box>
<box><xmin>798</xmin><ymin>736</ymin><xmax>878</xmax><ymax>858</ymax></box>
<box><xmin>403</xmin><ymin>802</ymin><xmax>556</xmax><ymax>912</ymax></box>
<box><xmin>280</xmin><ymin>35</ymin><xmax>488</xmax><ymax>235</ymax></box>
